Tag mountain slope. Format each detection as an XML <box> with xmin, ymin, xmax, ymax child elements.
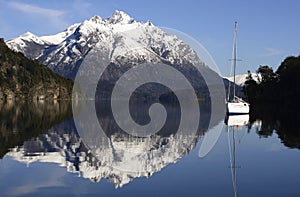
<box><xmin>0</xmin><ymin>38</ymin><xmax>73</xmax><ymax>100</ymax></box>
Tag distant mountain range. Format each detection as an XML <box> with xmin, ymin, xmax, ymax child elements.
<box><xmin>225</xmin><ymin>73</ymin><xmax>261</xmax><ymax>85</ymax></box>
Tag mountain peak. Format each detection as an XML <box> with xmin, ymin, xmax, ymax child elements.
<box><xmin>89</xmin><ymin>15</ymin><xmax>104</xmax><ymax>24</ymax></box>
<box><xmin>108</xmin><ymin>10</ymin><xmax>134</xmax><ymax>24</ymax></box>
<box><xmin>7</xmin><ymin>31</ymin><xmax>45</xmax><ymax>47</ymax></box>
<box><xmin>20</xmin><ymin>31</ymin><xmax>37</xmax><ymax>39</ymax></box>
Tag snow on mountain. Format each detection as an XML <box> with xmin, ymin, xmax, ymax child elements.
<box><xmin>225</xmin><ymin>73</ymin><xmax>261</xmax><ymax>85</ymax></box>
<box><xmin>40</xmin><ymin>23</ymin><xmax>80</xmax><ymax>45</ymax></box>
<box><xmin>108</xmin><ymin>10</ymin><xmax>134</xmax><ymax>24</ymax></box>
<box><xmin>6</xmin><ymin>32</ymin><xmax>50</xmax><ymax>59</ymax></box>
<box><xmin>6</xmin><ymin>10</ymin><xmax>204</xmax><ymax>79</ymax></box>
<box><xmin>8</xmin><ymin>32</ymin><xmax>44</xmax><ymax>46</ymax></box>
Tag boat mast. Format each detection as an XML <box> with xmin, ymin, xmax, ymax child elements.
<box><xmin>233</xmin><ymin>21</ymin><xmax>237</xmax><ymax>99</ymax></box>
<box><xmin>227</xmin><ymin>125</ymin><xmax>238</xmax><ymax>197</ymax></box>
<box><xmin>233</xmin><ymin>126</ymin><xmax>237</xmax><ymax>197</ymax></box>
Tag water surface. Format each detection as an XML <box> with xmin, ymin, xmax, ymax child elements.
<box><xmin>0</xmin><ymin>101</ymin><xmax>299</xmax><ymax>197</ymax></box>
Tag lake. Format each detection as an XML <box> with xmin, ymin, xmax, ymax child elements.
<box><xmin>0</xmin><ymin>100</ymin><xmax>299</xmax><ymax>197</ymax></box>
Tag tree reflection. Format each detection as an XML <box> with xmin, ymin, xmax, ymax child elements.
<box><xmin>249</xmin><ymin>104</ymin><xmax>300</xmax><ymax>149</ymax></box>
<box><xmin>0</xmin><ymin>100</ymin><xmax>72</xmax><ymax>158</ymax></box>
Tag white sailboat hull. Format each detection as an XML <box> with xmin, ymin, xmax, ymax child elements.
<box><xmin>226</xmin><ymin>102</ymin><xmax>250</xmax><ymax>114</ymax></box>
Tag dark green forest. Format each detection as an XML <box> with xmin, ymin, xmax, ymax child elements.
<box><xmin>0</xmin><ymin>38</ymin><xmax>73</xmax><ymax>100</ymax></box>
<box><xmin>245</xmin><ymin>55</ymin><xmax>300</xmax><ymax>109</ymax></box>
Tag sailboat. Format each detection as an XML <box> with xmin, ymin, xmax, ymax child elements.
<box><xmin>226</xmin><ymin>22</ymin><xmax>250</xmax><ymax>114</ymax></box>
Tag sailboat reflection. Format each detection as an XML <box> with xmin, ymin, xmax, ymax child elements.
<box><xmin>225</xmin><ymin>114</ymin><xmax>249</xmax><ymax>127</ymax></box>
<box><xmin>225</xmin><ymin>114</ymin><xmax>249</xmax><ymax>197</ymax></box>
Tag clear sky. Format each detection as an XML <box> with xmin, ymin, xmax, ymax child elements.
<box><xmin>0</xmin><ymin>0</ymin><xmax>299</xmax><ymax>76</ymax></box>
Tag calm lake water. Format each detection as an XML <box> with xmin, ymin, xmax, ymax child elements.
<box><xmin>0</xmin><ymin>101</ymin><xmax>299</xmax><ymax>197</ymax></box>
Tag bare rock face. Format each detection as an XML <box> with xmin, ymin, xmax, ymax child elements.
<box><xmin>29</xmin><ymin>84</ymin><xmax>70</xmax><ymax>100</ymax></box>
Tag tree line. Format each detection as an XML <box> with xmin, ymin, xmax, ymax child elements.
<box><xmin>245</xmin><ymin>55</ymin><xmax>300</xmax><ymax>110</ymax></box>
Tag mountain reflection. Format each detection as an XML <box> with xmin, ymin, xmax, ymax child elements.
<box><xmin>3</xmin><ymin>100</ymin><xmax>219</xmax><ymax>188</ymax></box>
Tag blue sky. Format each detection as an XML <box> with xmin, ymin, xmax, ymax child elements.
<box><xmin>0</xmin><ymin>0</ymin><xmax>299</xmax><ymax>76</ymax></box>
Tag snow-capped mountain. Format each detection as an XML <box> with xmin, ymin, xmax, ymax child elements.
<box><xmin>6</xmin><ymin>10</ymin><xmax>204</xmax><ymax>79</ymax></box>
<box><xmin>225</xmin><ymin>73</ymin><xmax>261</xmax><ymax>85</ymax></box>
